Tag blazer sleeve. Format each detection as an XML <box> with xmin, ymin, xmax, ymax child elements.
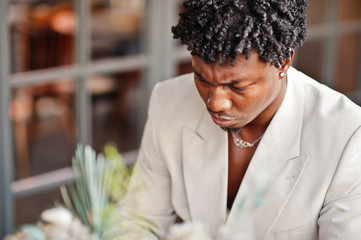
<box><xmin>318</xmin><ymin>126</ymin><xmax>361</xmax><ymax>239</ymax></box>
<box><xmin>105</xmin><ymin>83</ymin><xmax>176</xmax><ymax>240</ymax></box>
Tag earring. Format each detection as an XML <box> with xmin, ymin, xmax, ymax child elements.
<box><xmin>279</xmin><ymin>72</ymin><xmax>286</xmax><ymax>78</ymax></box>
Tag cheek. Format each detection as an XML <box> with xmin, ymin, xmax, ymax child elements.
<box><xmin>253</xmin><ymin>80</ymin><xmax>281</xmax><ymax>110</ymax></box>
<box><xmin>235</xmin><ymin>88</ymin><xmax>264</xmax><ymax>107</ymax></box>
<box><xmin>231</xmin><ymin>87</ymin><xmax>269</xmax><ymax>113</ymax></box>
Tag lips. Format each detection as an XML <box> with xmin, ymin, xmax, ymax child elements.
<box><xmin>210</xmin><ymin>114</ymin><xmax>236</xmax><ymax>127</ymax></box>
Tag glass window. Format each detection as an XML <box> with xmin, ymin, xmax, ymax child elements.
<box><xmin>11</xmin><ymin>79</ymin><xmax>75</xmax><ymax>180</ymax></box>
<box><xmin>294</xmin><ymin>40</ymin><xmax>325</xmax><ymax>83</ymax></box>
<box><xmin>16</xmin><ymin>188</ymin><xmax>63</xmax><ymax>225</ymax></box>
<box><xmin>91</xmin><ymin>70</ymin><xmax>143</xmax><ymax>153</ymax></box>
<box><xmin>305</xmin><ymin>0</ymin><xmax>329</xmax><ymax>25</ymax></box>
<box><xmin>338</xmin><ymin>0</ymin><xmax>361</xmax><ymax>21</ymax></box>
<box><xmin>335</xmin><ymin>34</ymin><xmax>360</xmax><ymax>94</ymax></box>
<box><xmin>91</xmin><ymin>0</ymin><xmax>146</xmax><ymax>60</ymax></box>
<box><xmin>10</xmin><ymin>0</ymin><xmax>74</xmax><ymax>73</ymax></box>
<box><xmin>177</xmin><ymin>61</ymin><xmax>192</xmax><ymax>76</ymax></box>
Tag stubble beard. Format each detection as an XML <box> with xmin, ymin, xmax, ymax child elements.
<box><xmin>220</xmin><ymin>126</ymin><xmax>243</xmax><ymax>133</ymax></box>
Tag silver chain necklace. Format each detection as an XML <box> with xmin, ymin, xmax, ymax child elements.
<box><xmin>231</xmin><ymin>128</ymin><xmax>263</xmax><ymax>149</ymax></box>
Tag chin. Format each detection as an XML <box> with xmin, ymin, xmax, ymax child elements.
<box><xmin>220</xmin><ymin>126</ymin><xmax>243</xmax><ymax>133</ymax></box>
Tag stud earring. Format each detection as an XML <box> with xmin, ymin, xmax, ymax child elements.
<box><xmin>280</xmin><ymin>72</ymin><xmax>286</xmax><ymax>78</ymax></box>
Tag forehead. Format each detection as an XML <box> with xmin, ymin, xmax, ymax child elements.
<box><xmin>192</xmin><ymin>52</ymin><xmax>271</xmax><ymax>83</ymax></box>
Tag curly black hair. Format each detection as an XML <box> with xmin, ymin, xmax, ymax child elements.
<box><xmin>172</xmin><ymin>0</ymin><xmax>308</xmax><ymax>67</ymax></box>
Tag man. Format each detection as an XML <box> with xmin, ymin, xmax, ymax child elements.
<box><xmin>107</xmin><ymin>0</ymin><xmax>361</xmax><ymax>239</ymax></box>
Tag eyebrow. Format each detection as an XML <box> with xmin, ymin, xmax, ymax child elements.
<box><xmin>194</xmin><ymin>71</ymin><xmax>207</xmax><ymax>82</ymax></box>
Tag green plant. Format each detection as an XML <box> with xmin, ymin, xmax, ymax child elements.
<box><xmin>60</xmin><ymin>144</ymin><xmax>132</xmax><ymax>239</ymax></box>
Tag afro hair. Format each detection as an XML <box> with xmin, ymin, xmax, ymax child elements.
<box><xmin>172</xmin><ymin>0</ymin><xmax>308</xmax><ymax>67</ymax></box>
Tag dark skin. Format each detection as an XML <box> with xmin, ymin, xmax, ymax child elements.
<box><xmin>192</xmin><ymin>51</ymin><xmax>294</xmax><ymax>209</ymax></box>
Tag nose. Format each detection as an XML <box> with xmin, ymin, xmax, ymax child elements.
<box><xmin>207</xmin><ymin>86</ymin><xmax>232</xmax><ymax>112</ymax></box>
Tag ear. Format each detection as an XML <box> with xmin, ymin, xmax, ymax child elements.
<box><xmin>279</xmin><ymin>49</ymin><xmax>294</xmax><ymax>73</ymax></box>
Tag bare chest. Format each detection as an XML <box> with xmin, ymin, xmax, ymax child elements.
<box><xmin>227</xmin><ymin>134</ymin><xmax>258</xmax><ymax>209</ymax></box>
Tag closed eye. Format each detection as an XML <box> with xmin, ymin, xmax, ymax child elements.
<box><xmin>230</xmin><ymin>84</ymin><xmax>247</xmax><ymax>92</ymax></box>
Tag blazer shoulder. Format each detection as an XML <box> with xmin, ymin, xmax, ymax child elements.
<box><xmin>290</xmin><ymin>68</ymin><xmax>361</xmax><ymax>142</ymax></box>
<box><xmin>154</xmin><ymin>73</ymin><xmax>196</xmax><ymax>99</ymax></box>
<box><xmin>290</xmin><ymin>68</ymin><xmax>361</xmax><ymax>120</ymax></box>
<box><xmin>149</xmin><ymin>73</ymin><xmax>205</xmax><ymax>128</ymax></box>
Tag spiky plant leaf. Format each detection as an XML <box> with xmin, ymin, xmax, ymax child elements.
<box><xmin>61</xmin><ymin>144</ymin><xmax>113</xmax><ymax>239</ymax></box>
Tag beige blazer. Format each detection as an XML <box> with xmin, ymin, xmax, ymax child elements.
<box><xmin>114</xmin><ymin>67</ymin><xmax>361</xmax><ymax>240</ymax></box>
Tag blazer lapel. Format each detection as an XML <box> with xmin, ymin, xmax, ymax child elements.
<box><xmin>225</xmin><ymin>142</ymin><xmax>309</xmax><ymax>239</ymax></box>
<box><xmin>226</xmin><ymin>71</ymin><xmax>309</xmax><ymax>239</ymax></box>
<box><xmin>182</xmin><ymin>110</ymin><xmax>228</xmax><ymax>234</ymax></box>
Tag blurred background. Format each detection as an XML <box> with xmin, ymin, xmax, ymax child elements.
<box><xmin>0</xmin><ymin>0</ymin><xmax>360</xmax><ymax>237</ymax></box>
